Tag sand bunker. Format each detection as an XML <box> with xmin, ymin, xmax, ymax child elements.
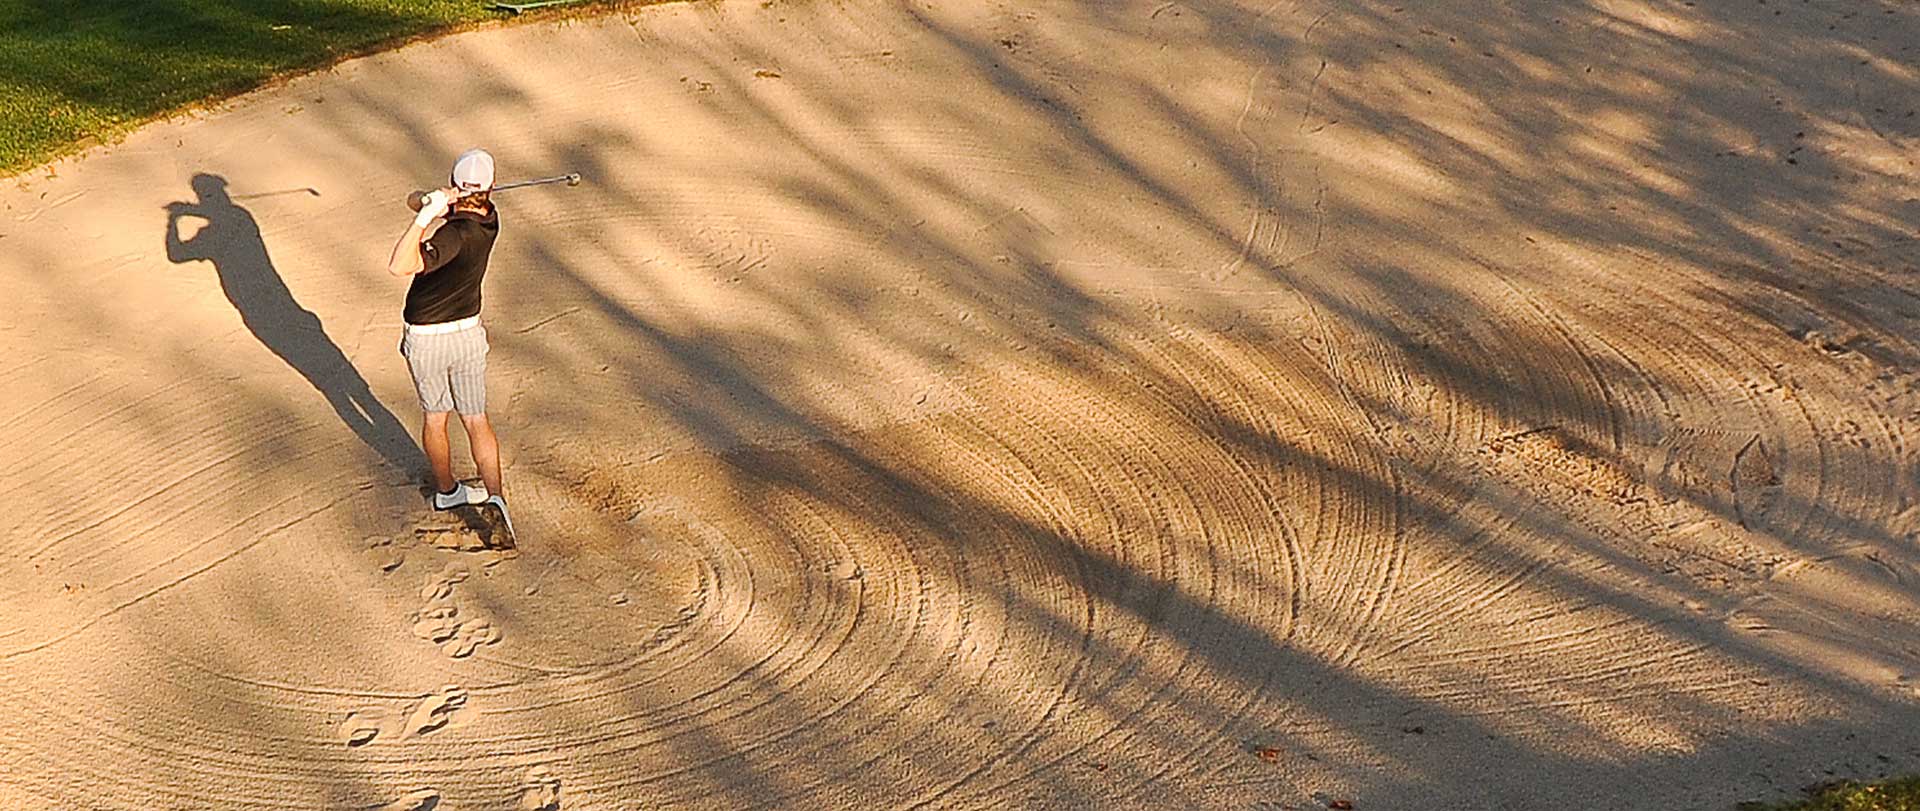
<box><xmin>2</xmin><ymin>0</ymin><xmax>1917</xmax><ymax>808</ymax></box>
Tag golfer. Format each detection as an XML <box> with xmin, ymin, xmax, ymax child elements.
<box><xmin>387</xmin><ymin>148</ymin><xmax>512</xmax><ymax>537</ymax></box>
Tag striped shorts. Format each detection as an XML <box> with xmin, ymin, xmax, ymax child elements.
<box><xmin>400</xmin><ymin>324</ymin><xmax>489</xmax><ymax>414</ymax></box>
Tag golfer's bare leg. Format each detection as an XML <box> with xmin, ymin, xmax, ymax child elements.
<box><xmin>423</xmin><ymin>411</ymin><xmax>457</xmax><ymax>493</ymax></box>
<box><xmin>462</xmin><ymin>413</ymin><xmax>503</xmax><ymax>497</ymax></box>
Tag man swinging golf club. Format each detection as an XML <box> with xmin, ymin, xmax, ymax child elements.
<box><xmin>387</xmin><ymin>148</ymin><xmax>513</xmax><ymax>543</ymax></box>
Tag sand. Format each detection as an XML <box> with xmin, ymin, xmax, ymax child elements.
<box><xmin>1</xmin><ymin>0</ymin><xmax>1917</xmax><ymax>808</ymax></box>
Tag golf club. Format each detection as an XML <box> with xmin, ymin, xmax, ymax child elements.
<box><xmin>406</xmin><ymin>172</ymin><xmax>583</xmax><ymax>211</ymax></box>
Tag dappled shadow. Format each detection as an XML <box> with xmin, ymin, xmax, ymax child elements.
<box><xmin>4</xmin><ymin>0</ymin><xmax>1919</xmax><ymax>808</ymax></box>
<box><xmin>464</xmin><ymin>1</ymin><xmax>1919</xmax><ymax>806</ymax></box>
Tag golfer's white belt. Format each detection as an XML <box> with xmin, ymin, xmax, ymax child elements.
<box><xmin>405</xmin><ymin>315</ymin><xmax>481</xmax><ymax>335</ymax></box>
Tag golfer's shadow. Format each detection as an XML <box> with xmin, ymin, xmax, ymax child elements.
<box><xmin>164</xmin><ymin>173</ymin><xmax>421</xmax><ymax>475</ymax></box>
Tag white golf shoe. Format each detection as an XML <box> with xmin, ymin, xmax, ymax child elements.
<box><xmin>432</xmin><ymin>482</ymin><xmax>489</xmax><ymax>510</ymax></box>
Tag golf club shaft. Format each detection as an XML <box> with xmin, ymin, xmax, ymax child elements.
<box><xmin>493</xmin><ymin>173</ymin><xmax>581</xmax><ymax>192</ymax></box>
<box><xmin>406</xmin><ymin>172</ymin><xmax>582</xmax><ymax>210</ymax></box>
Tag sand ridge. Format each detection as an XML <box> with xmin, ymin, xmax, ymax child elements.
<box><xmin>1</xmin><ymin>0</ymin><xmax>1917</xmax><ymax>808</ymax></box>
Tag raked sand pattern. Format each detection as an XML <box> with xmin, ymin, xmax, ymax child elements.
<box><xmin>2</xmin><ymin>0</ymin><xmax>1919</xmax><ymax>809</ymax></box>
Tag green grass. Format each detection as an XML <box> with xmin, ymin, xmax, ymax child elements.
<box><xmin>1741</xmin><ymin>777</ymin><xmax>1920</xmax><ymax>811</ymax></box>
<box><xmin>0</xmin><ymin>1</ymin><xmax>509</xmax><ymax>175</ymax></box>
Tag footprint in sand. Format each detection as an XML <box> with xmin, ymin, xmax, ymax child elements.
<box><xmin>367</xmin><ymin>535</ymin><xmax>406</xmax><ymax>573</ymax></box>
<box><xmin>375</xmin><ymin>788</ymin><xmax>440</xmax><ymax>811</ymax></box>
<box><xmin>420</xmin><ymin>564</ymin><xmax>470</xmax><ymax>602</ymax></box>
<box><xmin>405</xmin><ymin>564</ymin><xmax>502</xmax><ymax>658</ymax></box>
<box><xmin>406</xmin><ymin>685</ymin><xmax>468</xmax><ymax>737</ymax></box>
<box><xmin>337</xmin><ymin>707</ymin><xmax>391</xmax><ymax>747</ymax></box>
<box><xmin>410</xmin><ymin>605</ymin><xmax>461</xmax><ymax>643</ymax></box>
<box><xmin>443</xmin><ymin>618</ymin><xmax>501</xmax><ymax>659</ymax></box>
<box><xmin>518</xmin><ymin>766</ymin><xmax>562</xmax><ymax>811</ymax></box>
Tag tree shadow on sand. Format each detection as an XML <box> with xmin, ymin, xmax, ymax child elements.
<box><xmin>164</xmin><ymin>172</ymin><xmax>420</xmax><ymax>475</ymax></box>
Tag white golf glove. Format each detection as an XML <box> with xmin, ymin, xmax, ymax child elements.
<box><xmin>414</xmin><ymin>190</ymin><xmax>451</xmax><ymax>227</ymax></box>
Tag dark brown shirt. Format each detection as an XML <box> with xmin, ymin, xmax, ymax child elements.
<box><xmin>404</xmin><ymin>206</ymin><xmax>499</xmax><ymax>325</ymax></box>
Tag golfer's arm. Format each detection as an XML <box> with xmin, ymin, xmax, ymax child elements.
<box><xmin>386</xmin><ymin>223</ymin><xmax>430</xmax><ymax>277</ymax></box>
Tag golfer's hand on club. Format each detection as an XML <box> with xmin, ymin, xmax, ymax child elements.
<box><xmin>413</xmin><ymin>188</ymin><xmax>454</xmax><ymax>228</ymax></box>
<box><xmin>390</xmin><ymin>187</ymin><xmax>453</xmax><ymax>277</ymax></box>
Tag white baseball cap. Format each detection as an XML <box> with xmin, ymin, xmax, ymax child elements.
<box><xmin>451</xmin><ymin>148</ymin><xmax>495</xmax><ymax>192</ymax></box>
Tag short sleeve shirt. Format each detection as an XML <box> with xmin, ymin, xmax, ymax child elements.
<box><xmin>403</xmin><ymin>206</ymin><xmax>499</xmax><ymax>325</ymax></box>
